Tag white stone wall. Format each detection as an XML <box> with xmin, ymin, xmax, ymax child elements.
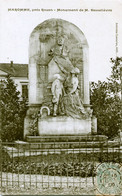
<box><xmin>0</xmin><ymin>75</ymin><xmax>28</xmax><ymax>98</ymax></box>
<box><xmin>13</xmin><ymin>77</ymin><xmax>29</xmax><ymax>97</ymax></box>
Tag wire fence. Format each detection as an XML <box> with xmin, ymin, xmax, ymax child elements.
<box><xmin>0</xmin><ymin>136</ymin><xmax>121</xmax><ymax>191</ymax></box>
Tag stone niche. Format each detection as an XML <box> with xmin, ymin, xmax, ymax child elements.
<box><xmin>24</xmin><ymin>18</ymin><xmax>97</xmax><ymax>138</ymax></box>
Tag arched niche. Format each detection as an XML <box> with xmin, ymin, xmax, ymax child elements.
<box><xmin>29</xmin><ymin>18</ymin><xmax>89</xmax><ymax>105</ymax></box>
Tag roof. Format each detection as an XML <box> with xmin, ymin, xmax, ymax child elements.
<box><xmin>0</xmin><ymin>63</ymin><xmax>28</xmax><ymax>77</ymax></box>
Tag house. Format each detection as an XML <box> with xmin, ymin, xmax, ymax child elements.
<box><xmin>0</xmin><ymin>61</ymin><xmax>28</xmax><ymax>100</ymax></box>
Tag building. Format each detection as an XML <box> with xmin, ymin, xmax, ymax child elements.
<box><xmin>0</xmin><ymin>61</ymin><xmax>28</xmax><ymax>100</ymax></box>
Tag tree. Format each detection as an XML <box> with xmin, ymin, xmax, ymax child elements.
<box><xmin>0</xmin><ymin>75</ymin><xmax>27</xmax><ymax>141</ymax></box>
<box><xmin>90</xmin><ymin>57</ymin><xmax>121</xmax><ymax>139</ymax></box>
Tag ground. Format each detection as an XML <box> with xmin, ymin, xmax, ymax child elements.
<box><xmin>0</xmin><ymin>187</ymin><xmax>96</xmax><ymax>195</ymax></box>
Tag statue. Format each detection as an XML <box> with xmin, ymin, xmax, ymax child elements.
<box><xmin>49</xmin><ymin>35</ymin><xmax>74</xmax><ymax>75</ymax></box>
<box><xmin>49</xmin><ymin>36</ymin><xmax>87</xmax><ymax>118</ymax></box>
<box><xmin>63</xmin><ymin>67</ymin><xmax>86</xmax><ymax>119</ymax></box>
<box><xmin>51</xmin><ymin>74</ymin><xmax>65</xmax><ymax>116</ymax></box>
<box><xmin>24</xmin><ymin>19</ymin><xmax>96</xmax><ymax>137</ymax></box>
<box><xmin>51</xmin><ymin>66</ymin><xmax>87</xmax><ymax>118</ymax></box>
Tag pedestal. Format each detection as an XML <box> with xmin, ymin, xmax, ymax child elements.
<box><xmin>38</xmin><ymin>116</ymin><xmax>91</xmax><ymax>135</ymax></box>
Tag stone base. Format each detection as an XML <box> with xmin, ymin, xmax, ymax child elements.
<box><xmin>26</xmin><ymin>134</ymin><xmax>107</xmax><ymax>142</ymax></box>
<box><xmin>24</xmin><ymin>104</ymin><xmax>42</xmax><ymax>138</ymax></box>
<box><xmin>25</xmin><ymin>134</ymin><xmax>108</xmax><ymax>149</ymax></box>
<box><xmin>38</xmin><ymin>116</ymin><xmax>91</xmax><ymax>135</ymax></box>
<box><xmin>24</xmin><ymin>105</ymin><xmax>97</xmax><ymax>138</ymax></box>
<box><xmin>4</xmin><ymin>135</ymin><xmax>122</xmax><ymax>158</ymax></box>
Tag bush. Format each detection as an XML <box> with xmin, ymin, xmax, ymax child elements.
<box><xmin>2</xmin><ymin>151</ymin><xmax>121</xmax><ymax>177</ymax></box>
<box><xmin>2</xmin><ymin>160</ymin><xmax>95</xmax><ymax>177</ymax></box>
<box><xmin>90</xmin><ymin>57</ymin><xmax>121</xmax><ymax>139</ymax></box>
<box><xmin>0</xmin><ymin>75</ymin><xmax>27</xmax><ymax>141</ymax></box>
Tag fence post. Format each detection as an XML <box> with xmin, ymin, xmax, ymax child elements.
<box><xmin>0</xmin><ymin>82</ymin><xmax>2</xmax><ymax>173</ymax></box>
<box><xmin>0</xmin><ymin>139</ymin><xmax>1</xmax><ymax>173</ymax></box>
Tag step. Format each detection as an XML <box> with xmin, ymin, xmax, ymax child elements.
<box><xmin>26</xmin><ymin>135</ymin><xmax>108</xmax><ymax>143</ymax></box>
<box><xmin>3</xmin><ymin>146</ymin><xmax>122</xmax><ymax>158</ymax></box>
<box><xmin>15</xmin><ymin>140</ymin><xmax>107</xmax><ymax>150</ymax></box>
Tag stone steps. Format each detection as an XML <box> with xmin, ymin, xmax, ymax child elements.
<box><xmin>13</xmin><ymin>135</ymin><xmax>108</xmax><ymax>150</ymax></box>
<box><xmin>3</xmin><ymin>135</ymin><xmax>121</xmax><ymax>158</ymax></box>
<box><xmin>26</xmin><ymin>135</ymin><xmax>108</xmax><ymax>143</ymax></box>
<box><xmin>3</xmin><ymin>145</ymin><xmax>122</xmax><ymax>158</ymax></box>
<box><xmin>15</xmin><ymin>140</ymin><xmax>105</xmax><ymax>149</ymax></box>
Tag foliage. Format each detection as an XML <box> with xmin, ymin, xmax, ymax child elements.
<box><xmin>2</xmin><ymin>160</ymin><xmax>95</xmax><ymax>177</ymax></box>
<box><xmin>2</xmin><ymin>150</ymin><xmax>121</xmax><ymax>176</ymax></box>
<box><xmin>29</xmin><ymin>113</ymin><xmax>39</xmax><ymax>136</ymax></box>
<box><xmin>90</xmin><ymin>57</ymin><xmax>121</xmax><ymax>139</ymax></box>
<box><xmin>0</xmin><ymin>75</ymin><xmax>27</xmax><ymax>141</ymax></box>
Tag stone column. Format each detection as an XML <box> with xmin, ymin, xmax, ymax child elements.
<box><xmin>29</xmin><ymin>62</ymin><xmax>37</xmax><ymax>104</ymax></box>
<box><xmin>28</xmin><ymin>32</ymin><xmax>41</xmax><ymax>105</ymax></box>
<box><xmin>82</xmin><ymin>45</ymin><xmax>89</xmax><ymax>104</ymax></box>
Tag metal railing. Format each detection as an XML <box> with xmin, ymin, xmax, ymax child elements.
<box><xmin>0</xmin><ymin>137</ymin><xmax>121</xmax><ymax>191</ymax></box>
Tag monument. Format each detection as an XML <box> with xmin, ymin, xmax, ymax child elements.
<box><xmin>24</xmin><ymin>18</ymin><xmax>97</xmax><ymax>138</ymax></box>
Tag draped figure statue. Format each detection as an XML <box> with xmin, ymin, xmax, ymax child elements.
<box><xmin>63</xmin><ymin>67</ymin><xmax>86</xmax><ymax>119</ymax></box>
<box><xmin>49</xmin><ymin>36</ymin><xmax>74</xmax><ymax>75</ymax></box>
<box><xmin>50</xmin><ymin>36</ymin><xmax>86</xmax><ymax>118</ymax></box>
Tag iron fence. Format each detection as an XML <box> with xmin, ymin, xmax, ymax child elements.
<box><xmin>0</xmin><ymin>136</ymin><xmax>121</xmax><ymax>191</ymax></box>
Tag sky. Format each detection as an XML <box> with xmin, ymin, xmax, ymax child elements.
<box><xmin>0</xmin><ymin>0</ymin><xmax>122</xmax><ymax>82</ymax></box>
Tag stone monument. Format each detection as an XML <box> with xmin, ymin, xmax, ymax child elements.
<box><xmin>24</xmin><ymin>18</ymin><xmax>97</xmax><ymax>138</ymax></box>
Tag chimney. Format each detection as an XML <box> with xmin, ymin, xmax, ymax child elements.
<box><xmin>10</xmin><ymin>61</ymin><xmax>15</xmax><ymax>73</ymax></box>
<box><xmin>10</xmin><ymin>61</ymin><xmax>13</xmax><ymax>67</ymax></box>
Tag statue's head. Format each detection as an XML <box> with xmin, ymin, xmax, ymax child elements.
<box><xmin>53</xmin><ymin>73</ymin><xmax>65</xmax><ymax>81</ymax></box>
<box><xmin>57</xmin><ymin>36</ymin><xmax>65</xmax><ymax>46</ymax></box>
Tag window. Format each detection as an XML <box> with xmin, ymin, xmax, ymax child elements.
<box><xmin>22</xmin><ymin>85</ymin><xmax>28</xmax><ymax>99</ymax></box>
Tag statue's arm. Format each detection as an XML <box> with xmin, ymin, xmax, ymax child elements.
<box><xmin>48</xmin><ymin>48</ymin><xmax>54</xmax><ymax>56</ymax></box>
<box><xmin>51</xmin><ymin>81</ymin><xmax>56</xmax><ymax>96</ymax></box>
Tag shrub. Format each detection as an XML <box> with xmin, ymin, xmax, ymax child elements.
<box><xmin>0</xmin><ymin>75</ymin><xmax>27</xmax><ymax>141</ymax></box>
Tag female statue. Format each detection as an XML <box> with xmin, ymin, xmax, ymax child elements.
<box><xmin>63</xmin><ymin>67</ymin><xmax>86</xmax><ymax>119</ymax></box>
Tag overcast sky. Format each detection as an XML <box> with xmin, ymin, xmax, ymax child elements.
<box><xmin>0</xmin><ymin>0</ymin><xmax>122</xmax><ymax>82</ymax></box>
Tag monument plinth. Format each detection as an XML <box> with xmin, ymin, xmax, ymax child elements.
<box><xmin>24</xmin><ymin>18</ymin><xmax>97</xmax><ymax>138</ymax></box>
<box><xmin>38</xmin><ymin>116</ymin><xmax>91</xmax><ymax>135</ymax></box>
